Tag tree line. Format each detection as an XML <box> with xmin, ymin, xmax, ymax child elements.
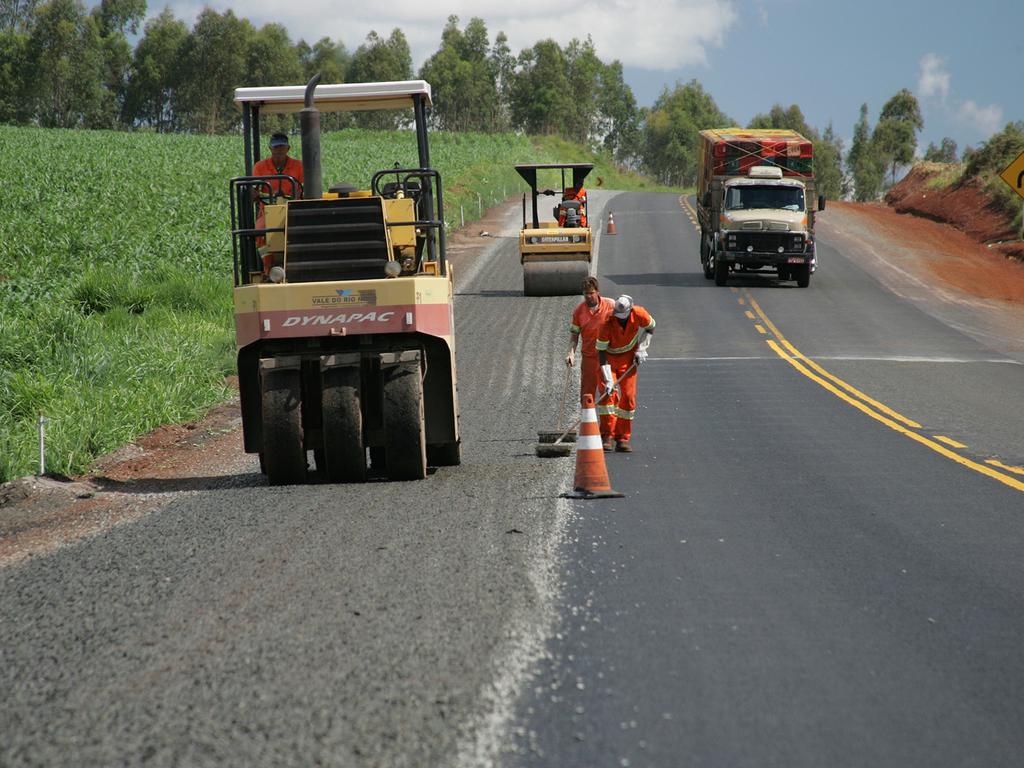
<box><xmin>2</xmin><ymin>0</ymin><xmax>994</xmax><ymax>202</ymax></box>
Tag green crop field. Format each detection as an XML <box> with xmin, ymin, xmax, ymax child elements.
<box><xmin>0</xmin><ymin>124</ymin><xmax>670</xmax><ymax>483</ymax></box>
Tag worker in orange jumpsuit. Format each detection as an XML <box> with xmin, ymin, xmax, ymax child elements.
<box><xmin>596</xmin><ymin>294</ymin><xmax>656</xmax><ymax>452</ymax></box>
<box><xmin>566</xmin><ymin>276</ymin><xmax>616</xmax><ymax>449</ymax></box>
<box><xmin>253</xmin><ymin>132</ymin><xmax>304</xmax><ymax>274</ymax></box>
<box><xmin>557</xmin><ymin>186</ymin><xmax>588</xmax><ymax>227</ymax></box>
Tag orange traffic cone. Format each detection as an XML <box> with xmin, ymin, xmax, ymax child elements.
<box><xmin>606</xmin><ymin>211</ymin><xmax>617</xmax><ymax>235</ymax></box>
<box><xmin>563</xmin><ymin>394</ymin><xmax>624</xmax><ymax>499</ymax></box>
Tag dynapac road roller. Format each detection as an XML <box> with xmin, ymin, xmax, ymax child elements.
<box><xmin>515</xmin><ymin>163</ymin><xmax>594</xmax><ymax>295</ymax></box>
<box><xmin>229</xmin><ymin>76</ymin><xmax>459</xmax><ymax>484</ymax></box>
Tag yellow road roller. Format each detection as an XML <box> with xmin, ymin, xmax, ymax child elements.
<box><xmin>515</xmin><ymin>163</ymin><xmax>594</xmax><ymax>296</ymax></box>
<box><xmin>229</xmin><ymin>76</ymin><xmax>459</xmax><ymax>484</ymax></box>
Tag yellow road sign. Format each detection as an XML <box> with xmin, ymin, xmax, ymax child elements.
<box><xmin>999</xmin><ymin>150</ymin><xmax>1024</xmax><ymax>200</ymax></box>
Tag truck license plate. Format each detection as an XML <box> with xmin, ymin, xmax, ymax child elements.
<box><xmin>787</xmin><ymin>257</ymin><xmax>805</xmax><ymax>264</ymax></box>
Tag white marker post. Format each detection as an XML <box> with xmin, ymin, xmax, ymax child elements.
<box><xmin>38</xmin><ymin>414</ymin><xmax>47</xmax><ymax>476</ymax></box>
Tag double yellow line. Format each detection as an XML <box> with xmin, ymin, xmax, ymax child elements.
<box><xmin>742</xmin><ymin>291</ymin><xmax>1024</xmax><ymax>494</ymax></box>
<box><xmin>678</xmin><ymin>192</ymin><xmax>1022</xmax><ymax>492</ymax></box>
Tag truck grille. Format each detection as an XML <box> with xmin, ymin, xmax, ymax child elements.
<box><xmin>286</xmin><ymin>197</ymin><xmax>389</xmax><ymax>282</ymax></box>
<box><xmin>726</xmin><ymin>231</ymin><xmax>805</xmax><ymax>253</ymax></box>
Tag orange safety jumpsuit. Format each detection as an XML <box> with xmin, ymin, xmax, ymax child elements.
<box><xmin>570</xmin><ymin>296</ymin><xmax>616</xmax><ymax>439</ymax></box>
<box><xmin>558</xmin><ymin>187</ymin><xmax>588</xmax><ymax>227</ymax></box>
<box><xmin>595</xmin><ymin>305</ymin><xmax>655</xmax><ymax>442</ymax></box>
<box><xmin>253</xmin><ymin>156</ymin><xmax>304</xmax><ymax>265</ymax></box>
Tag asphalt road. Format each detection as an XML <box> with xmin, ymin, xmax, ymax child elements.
<box><xmin>0</xmin><ymin>199</ymin><xmax>592</xmax><ymax>766</ymax></box>
<box><xmin>3</xmin><ymin>191</ymin><xmax>1023</xmax><ymax>767</ymax></box>
<box><xmin>508</xmin><ymin>192</ymin><xmax>1024</xmax><ymax>767</ymax></box>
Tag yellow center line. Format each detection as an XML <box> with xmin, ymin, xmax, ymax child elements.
<box><xmin>745</xmin><ymin>293</ymin><xmax>922</xmax><ymax>429</ymax></box>
<box><xmin>745</xmin><ymin>310</ymin><xmax>755</xmax><ymax>320</ymax></box>
<box><xmin>755</xmin><ymin>325</ymin><xmax>767</xmax><ymax>335</ymax></box>
<box><xmin>749</xmin><ymin>298</ymin><xmax>1024</xmax><ymax>493</ymax></box>
<box><xmin>934</xmin><ymin>435</ymin><xmax>967</xmax><ymax>449</ymax></box>
<box><xmin>986</xmin><ymin>459</ymin><xmax>1024</xmax><ymax>476</ymax></box>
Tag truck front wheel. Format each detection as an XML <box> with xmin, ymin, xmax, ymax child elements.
<box><xmin>713</xmin><ymin>253</ymin><xmax>729</xmax><ymax>286</ymax></box>
<box><xmin>794</xmin><ymin>263</ymin><xmax>811</xmax><ymax>288</ymax></box>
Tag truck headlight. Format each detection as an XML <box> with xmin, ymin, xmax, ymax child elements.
<box><xmin>268</xmin><ymin>266</ymin><xmax>286</xmax><ymax>283</ymax></box>
<box><xmin>384</xmin><ymin>260</ymin><xmax>402</xmax><ymax>277</ymax></box>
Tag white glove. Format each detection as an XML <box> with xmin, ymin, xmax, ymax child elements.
<box><xmin>635</xmin><ymin>348</ymin><xmax>648</xmax><ymax>366</ymax></box>
<box><xmin>600</xmin><ymin>364</ymin><xmax>616</xmax><ymax>398</ymax></box>
<box><xmin>565</xmin><ymin>348</ymin><xmax>575</xmax><ymax>368</ymax></box>
<box><xmin>638</xmin><ymin>329</ymin><xmax>652</xmax><ymax>353</ymax></box>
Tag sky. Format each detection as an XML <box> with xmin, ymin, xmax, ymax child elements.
<box><xmin>161</xmin><ymin>0</ymin><xmax>1020</xmax><ymax>155</ymax></box>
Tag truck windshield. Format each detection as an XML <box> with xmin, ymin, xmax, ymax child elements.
<box><xmin>725</xmin><ymin>185</ymin><xmax>804</xmax><ymax>212</ymax></box>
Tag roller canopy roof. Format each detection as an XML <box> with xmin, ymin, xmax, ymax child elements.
<box><xmin>234</xmin><ymin>80</ymin><xmax>432</xmax><ymax>114</ymax></box>
<box><xmin>515</xmin><ymin>163</ymin><xmax>594</xmax><ymax>190</ymax></box>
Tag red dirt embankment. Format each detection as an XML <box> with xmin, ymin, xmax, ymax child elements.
<box><xmin>827</xmin><ymin>163</ymin><xmax>1024</xmax><ymax>306</ymax></box>
<box><xmin>885</xmin><ymin>163</ymin><xmax>1024</xmax><ymax>263</ymax></box>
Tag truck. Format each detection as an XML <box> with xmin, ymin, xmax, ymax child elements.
<box><xmin>229</xmin><ymin>76</ymin><xmax>460</xmax><ymax>484</ymax></box>
<box><xmin>696</xmin><ymin>129</ymin><xmax>825</xmax><ymax>288</ymax></box>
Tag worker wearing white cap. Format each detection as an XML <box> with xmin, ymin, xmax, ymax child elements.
<box><xmin>595</xmin><ymin>295</ymin><xmax>655</xmax><ymax>452</ymax></box>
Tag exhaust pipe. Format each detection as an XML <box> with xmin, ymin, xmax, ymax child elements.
<box><xmin>300</xmin><ymin>73</ymin><xmax>322</xmax><ymax>199</ymax></box>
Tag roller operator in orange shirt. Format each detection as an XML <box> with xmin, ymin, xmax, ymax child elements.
<box><xmin>595</xmin><ymin>294</ymin><xmax>656</xmax><ymax>453</ymax></box>
<box><xmin>566</xmin><ymin>276</ymin><xmax>616</xmax><ymax>449</ymax></box>
<box><xmin>252</xmin><ymin>132</ymin><xmax>304</xmax><ymax>275</ymax></box>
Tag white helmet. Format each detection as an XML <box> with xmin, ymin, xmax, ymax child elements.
<box><xmin>613</xmin><ymin>294</ymin><xmax>633</xmax><ymax>319</ymax></box>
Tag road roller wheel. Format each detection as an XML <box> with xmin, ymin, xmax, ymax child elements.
<box><xmin>523</xmin><ymin>261</ymin><xmax>590</xmax><ymax>296</ymax></box>
<box><xmin>383</xmin><ymin>360</ymin><xmax>427</xmax><ymax>481</ymax></box>
<box><xmin>321</xmin><ymin>366</ymin><xmax>366</xmax><ymax>483</ymax></box>
<box><xmin>261</xmin><ymin>368</ymin><xmax>306</xmax><ymax>485</ymax></box>
<box><xmin>427</xmin><ymin>442</ymin><xmax>461</xmax><ymax>467</ymax></box>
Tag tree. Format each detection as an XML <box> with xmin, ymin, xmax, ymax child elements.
<box><xmin>23</xmin><ymin>0</ymin><xmax>106</xmax><ymax>128</ymax></box>
<box><xmin>295</xmin><ymin>36</ymin><xmax>350</xmax><ymax>131</ymax></box>
<box><xmin>347</xmin><ymin>28</ymin><xmax>413</xmax><ymax>129</ymax></box>
<box><xmin>246</xmin><ymin>23</ymin><xmax>301</xmax><ymax>87</ymax></box>
<box><xmin>508</xmin><ymin>39</ymin><xmax>573</xmax><ymax>136</ymax></box>
<box><xmin>0</xmin><ymin>0</ymin><xmax>39</xmax><ymax>31</ymax></box>
<box><xmin>748</xmin><ymin>104</ymin><xmax>813</xmax><ymax>137</ymax></box>
<box><xmin>175</xmin><ymin>8</ymin><xmax>253</xmax><ymax>134</ymax></box>
<box><xmin>123</xmin><ymin>8</ymin><xmax>187</xmax><ymax>130</ymax></box>
<box><xmin>872</xmin><ymin>88</ymin><xmax>923</xmax><ymax>185</ymax></box>
<box><xmin>815</xmin><ymin>123</ymin><xmax>845</xmax><ymax>201</ymax></box>
<box><xmin>0</xmin><ymin>28</ymin><xmax>28</xmax><ymax>122</ymax></box>
<box><xmin>847</xmin><ymin>103</ymin><xmax>883</xmax><ymax>201</ymax></box>
<box><xmin>963</xmin><ymin>121</ymin><xmax>1024</xmax><ymax>178</ymax></box>
<box><xmin>746</xmin><ymin>104</ymin><xmax>843</xmax><ymax>200</ymax></box>
<box><xmin>641</xmin><ymin>79</ymin><xmax>732</xmax><ymax>186</ymax></box>
<box><xmin>297</xmin><ymin>36</ymin><xmax>348</xmax><ymax>84</ymax></box>
<box><xmin>923</xmin><ymin>137</ymin><xmax>958</xmax><ymax>163</ymax></box>
<box><xmin>419</xmin><ymin>15</ymin><xmax>499</xmax><ymax>132</ymax></box>
<box><xmin>488</xmin><ymin>30</ymin><xmax>515</xmax><ymax>130</ymax></box>
<box><xmin>561</xmin><ymin>36</ymin><xmax>603</xmax><ymax>143</ymax></box>
<box><xmin>88</xmin><ymin>0</ymin><xmax>145</xmax><ymax>128</ymax></box>
<box><xmin>596</xmin><ymin>59</ymin><xmax>640</xmax><ymax>164</ymax></box>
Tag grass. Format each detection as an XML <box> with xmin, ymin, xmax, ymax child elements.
<box><xmin>919</xmin><ymin>161</ymin><xmax>965</xmax><ymax>190</ymax></box>
<box><xmin>0</xmin><ymin>124</ymin><xmax>669</xmax><ymax>483</ymax></box>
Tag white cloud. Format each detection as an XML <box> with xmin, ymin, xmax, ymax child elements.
<box><xmin>957</xmin><ymin>100</ymin><xmax>1004</xmax><ymax>137</ymax></box>
<box><xmin>160</xmin><ymin>1</ymin><xmax>738</xmax><ymax>71</ymax></box>
<box><xmin>917</xmin><ymin>53</ymin><xmax>949</xmax><ymax>102</ymax></box>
